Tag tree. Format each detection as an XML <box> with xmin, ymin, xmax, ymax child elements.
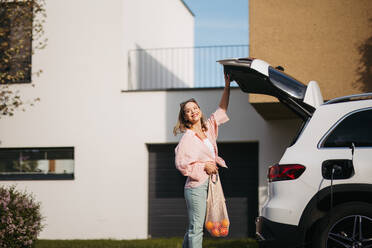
<box><xmin>0</xmin><ymin>0</ymin><xmax>47</xmax><ymax>117</ymax></box>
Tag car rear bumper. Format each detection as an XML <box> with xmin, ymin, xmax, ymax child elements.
<box><xmin>255</xmin><ymin>216</ymin><xmax>304</xmax><ymax>248</ymax></box>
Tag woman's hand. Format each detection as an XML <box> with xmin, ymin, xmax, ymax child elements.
<box><xmin>219</xmin><ymin>72</ymin><xmax>232</xmax><ymax>111</ymax></box>
<box><xmin>224</xmin><ymin>72</ymin><xmax>232</xmax><ymax>87</ymax></box>
<box><xmin>204</xmin><ymin>161</ymin><xmax>218</xmax><ymax>175</ymax></box>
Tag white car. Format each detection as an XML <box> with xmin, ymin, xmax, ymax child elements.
<box><xmin>219</xmin><ymin>58</ymin><xmax>372</xmax><ymax>248</ymax></box>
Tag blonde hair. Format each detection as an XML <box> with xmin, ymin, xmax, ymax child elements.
<box><xmin>173</xmin><ymin>98</ymin><xmax>208</xmax><ymax>136</ymax></box>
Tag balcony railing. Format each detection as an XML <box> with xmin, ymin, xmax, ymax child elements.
<box><xmin>127</xmin><ymin>44</ymin><xmax>248</xmax><ymax>91</ymax></box>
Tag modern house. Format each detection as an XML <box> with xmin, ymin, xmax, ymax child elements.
<box><xmin>0</xmin><ymin>0</ymin><xmax>370</xmax><ymax>240</ymax></box>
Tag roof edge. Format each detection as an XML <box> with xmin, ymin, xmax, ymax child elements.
<box><xmin>180</xmin><ymin>0</ymin><xmax>195</xmax><ymax>17</ymax></box>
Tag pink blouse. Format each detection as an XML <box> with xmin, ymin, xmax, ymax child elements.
<box><xmin>175</xmin><ymin>108</ymin><xmax>230</xmax><ymax>188</ymax></box>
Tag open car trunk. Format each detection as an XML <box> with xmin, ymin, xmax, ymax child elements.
<box><xmin>218</xmin><ymin>58</ymin><xmax>322</xmax><ymax>121</ymax></box>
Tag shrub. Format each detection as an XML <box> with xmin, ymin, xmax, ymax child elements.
<box><xmin>0</xmin><ymin>185</ymin><xmax>44</xmax><ymax>248</ymax></box>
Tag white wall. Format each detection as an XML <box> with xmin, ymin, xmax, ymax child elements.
<box><xmin>0</xmin><ymin>88</ymin><xmax>300</xmax><ymax>240</ymax></box>
<box><xmin>123</xmin><ymin>0</ymin><xmax>195</xmax><ymax>89</ymax></box>
<box><xmin>0</xmin><ymin>0</ymin><xmax>299</xmax><ymax>239</ymax></box>
<box><xmin>0</xmin><ymin>0</ymin><xmax>195</xmax><ymax>239</ymax></box>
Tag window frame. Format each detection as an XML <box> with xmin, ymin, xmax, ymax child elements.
<box><xmin>318</xmin><ymin>107</ymin><xmax>372</xmax><ymax>149</ymax></box>
<box><xmin>0</xmin><ymin>147</ymin><xmax>75</xmax><ymax>181</ymax></box>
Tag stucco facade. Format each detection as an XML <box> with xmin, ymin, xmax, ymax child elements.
<box><xmin>0</xmin><ymin>0</ymin><xmax>196</xmax><ymax>239</ymax></box>
<box><xmin>0</xmin><ymin>0</ymin><xmax>301</xmax><ymax>239</ymax></box>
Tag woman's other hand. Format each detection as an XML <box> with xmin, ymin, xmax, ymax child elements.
<box><xmin>204</xmin><ymin>161</ymin><xmax>218</xmax><ymax>175</ymax></box>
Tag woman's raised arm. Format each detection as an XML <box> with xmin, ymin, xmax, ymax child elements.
<box><xmin>219</xmin><ymin>73</ymin><xmax>232</xmax><ymax>111</ymax></box>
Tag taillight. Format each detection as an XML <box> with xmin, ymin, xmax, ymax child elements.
<box><xmin>268</xmin><ymin>164</ymin><xmax>306</xmax><ymax>182</ymax></box>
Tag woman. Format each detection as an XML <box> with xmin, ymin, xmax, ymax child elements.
<box><xmin>174</xmin><ymin>73</ymin><xmax>232</xmax><ymax>248</ymax></box>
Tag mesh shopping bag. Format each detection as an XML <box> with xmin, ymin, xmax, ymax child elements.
<box><xmin>204</xmin><ymin>173</ymin><xmax>230</xmax><ymax>237</ymax></box>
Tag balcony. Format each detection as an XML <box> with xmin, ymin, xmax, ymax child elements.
<box><xmin>127</xmin><ymin>45</ymin><xmax>249</xmax><ymax>91</ymax></box>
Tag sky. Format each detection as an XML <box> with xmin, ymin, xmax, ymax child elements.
<box><xmin>182</xmin><ymin>0</ymin><xmax>249</xmax><ymax>46</ymax></box>
<box><xmin>180</xmin><ymin>0</ymin><xmax>249</xmax><ymax>87</ymax></box>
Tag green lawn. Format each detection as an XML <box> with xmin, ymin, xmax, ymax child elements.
<box><xmin>35</xmin><ymin>238</ymin><xmax>258</xmax><ymax>248</ymax></box>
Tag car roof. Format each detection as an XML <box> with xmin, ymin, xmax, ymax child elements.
<box><xmin>323</xmin><ymin>93</ymin><xmax>372</xmax><ymax>105</ymax></box>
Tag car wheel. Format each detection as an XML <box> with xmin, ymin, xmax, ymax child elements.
<box><xmin>311</xmin><ymin>202</ymin><xmax>372</xmax><ymax>248</ymax></box>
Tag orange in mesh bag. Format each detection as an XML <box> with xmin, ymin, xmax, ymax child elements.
<box><xmin>204</xmin><ymin>173</ymin><xmax>230</xmax><ymax>237</ymax></box>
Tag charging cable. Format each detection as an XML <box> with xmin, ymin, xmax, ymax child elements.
<box><xmin>330</xmin><ymin>167</ymin><xmax>335</xmax><ymax>210</ymax></box>
<box><xmin>330</xmin><ymin>165</ymin><xmax>342</xmax><ymax>210</ymax></box>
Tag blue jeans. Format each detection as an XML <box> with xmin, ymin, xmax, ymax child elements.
<box><xmin>183</xmin><ymin>179</ymin><xmax>209</xmax><ymax>248</ymax></box>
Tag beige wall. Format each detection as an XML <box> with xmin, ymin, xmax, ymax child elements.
<box><xmin>250</xmin><ymin>0</ymin><xmax>372</xmax><ymax>102</ymax></box>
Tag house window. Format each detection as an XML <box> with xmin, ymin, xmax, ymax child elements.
<box><xmin>0</xmin><ymin>147</ymin><xmax>74</xmax><ymax>180</ymax></box>
<box><xmin>0</xmin><ymin>1</ymin><xmax>33</xmax><ymax>84</ymax></box>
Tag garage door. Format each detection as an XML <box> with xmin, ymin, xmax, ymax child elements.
<box><xmin>148</xmin><ymin>142</ymin><xmax>258</xmax><ymax>238</ymax></box>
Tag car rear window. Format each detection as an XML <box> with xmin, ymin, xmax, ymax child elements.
<box><xmin>269</xmin><ymin>67</ymin><xmax>307</xmax><ymax>99</ymax></box>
